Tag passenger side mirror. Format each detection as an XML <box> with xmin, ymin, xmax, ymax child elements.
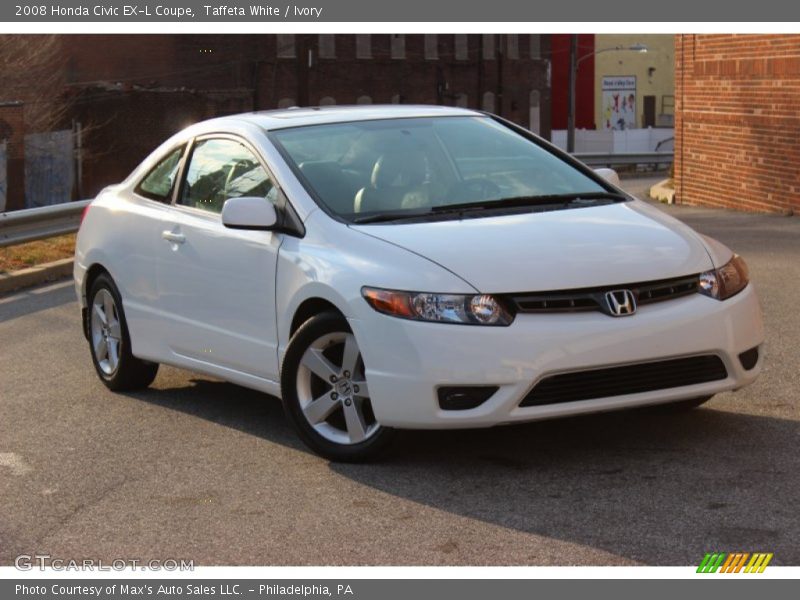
<box><xmin>221</xmin><ymin>196</ymin><xmax>278</xmax><ymax>230</ymax></box>
<box><xmin>594</xmin><ymin>168</ymin><xmax>621</xmax><ymax>187</ymax></box>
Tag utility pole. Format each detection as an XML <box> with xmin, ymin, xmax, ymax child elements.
<box><xmin>567</xmin><ymin>34</ymin><xmax>578</xmax><ymax>154</ymax></box>
<box><xmin>567</xmin><ymin>39</ymin><xmax>646</xmax><ymax>153</ymax></box>
<box><xmin>496</xmin><ymin>34</ymin><xmax>504</xmax><ymax>117</ymax></box>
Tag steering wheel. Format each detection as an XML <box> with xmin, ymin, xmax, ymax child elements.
<box><xmin>451</xmin><ymin>178</ymin><xmax>502</xmax><ymax>201</ymax></box>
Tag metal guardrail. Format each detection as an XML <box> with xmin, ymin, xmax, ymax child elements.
<box><xmin>0</xmin><ymin>200</ymin><xmax>91</xmax><ymax>248</ymax></box>
<box><xmin>575</xmin><ymin>152</ymin><xmax>674</xmax><ymax>167</ymax></box>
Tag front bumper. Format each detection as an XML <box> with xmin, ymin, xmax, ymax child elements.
<box><xmin>350</xmin><ymin>284</ymin><xmax>764</xmax><ymax>429</ymax></box>
<box><xmin>73</xmin><ymin>258</ymin><xmax>90</xmax><ymax>339</ymax></box>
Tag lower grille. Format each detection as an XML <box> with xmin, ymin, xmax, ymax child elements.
<box><xmin>520</xmin><ymin>355</ymin><xmax>728</xmax><ymax>407</ymax></box>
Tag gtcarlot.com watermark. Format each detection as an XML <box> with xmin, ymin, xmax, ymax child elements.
<box><xmin>15</xmin><ymin>554</ymin><xmax>194</xmax><ymax>571</ymax></box>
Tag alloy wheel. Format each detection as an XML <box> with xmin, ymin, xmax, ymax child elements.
<box><xmin>295</xmin><ymin>332</ymin><xmax>378</xmax><ymax>445</ymax></box>
<box><xmin>90</xmin><ymin>288</ymin><xmax>122</xmax><ymax>375</ymax></box>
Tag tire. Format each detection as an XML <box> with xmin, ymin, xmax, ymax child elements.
<box><xmin>281</xmin><ymin>311</ymin><xmax>395</xmax><ymax>462</ymax></box>
<box><xmin>87</xmin><ymin>273</ymin><xmax>159</xmax><ymax>391</ymax></box>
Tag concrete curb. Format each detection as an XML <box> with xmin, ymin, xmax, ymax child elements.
<box><xmin>649</xmin><ymin>178</ymin><xmax>676</xmax><ymax>204</ymax></box>
<box><xmin>0</xmin><ymin>257</ymin><xmax>73</xmax><ymax>296</ymax></box>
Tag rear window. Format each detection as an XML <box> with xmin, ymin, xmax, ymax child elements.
<box><xmin>135</xmin><ymin>146</ymin><xmax>185</xmax><ymax>202</ymax></box>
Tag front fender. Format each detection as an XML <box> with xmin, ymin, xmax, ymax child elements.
<box><xmin>275</xmin><ymin>211</ymin><xmax>476</xmax><ymax>365</ymax></box>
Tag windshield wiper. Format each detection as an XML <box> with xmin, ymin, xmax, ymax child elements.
<box><xmin>350</xmin><ymin>191</ymin><xmax>628</xmax><ymax>224</ymax></box>
<box><xmin>351</xmin><ymin>209</ymin><xmax>435</xmax><ymax>224</ymax></box>
<box><xmin>431</xmin><ymin>191</ymin><xmax>628</xmax><ymax>213</ymax></box>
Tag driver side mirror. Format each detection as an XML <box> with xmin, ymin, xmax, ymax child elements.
<box><xmin>594</xmin><ymin>168</ymin><xmax>621</xmax><ymax>187</ymax></box>
<box><xmin>221</xmin><ymin>196</ymin><xmax>278</xmax><ymax>230</ymax></box>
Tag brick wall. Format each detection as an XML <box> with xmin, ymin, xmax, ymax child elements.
<box><xmin>58</xmin><ymin>34</ymin><xmax>551</xmax><ymax>198</ymax></box>
<box><xmin>257</xmin><ymin>34</ymin><xmax>550</xmax><ymax>130</ymax></box>
<box><xmin>674</xmin><ymin>34</ymin><xmax>800</xmax><ymax>213</ymax></box>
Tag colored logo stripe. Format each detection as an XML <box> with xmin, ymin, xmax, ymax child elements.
<box><xmin>697</xmin><ymin>553</ymin><xmax>726</xmax><ymax>573</ymax></box>
<box><xmin>697</xmin><ymin>552</ymin><xmax>773</xmax><ymax>573</ymax></box>
<box><xmin>720</xmin><ymin>553</ymin><xmax>749</xmax><ymax>573</ymax></box>
<box><xmin>745</xmin><ymin>553</ymin><xmax>773</xmax><ymax>573</ymax></box>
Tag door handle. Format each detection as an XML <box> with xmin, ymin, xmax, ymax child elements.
<box><xmin>161</xmin><ymin>231</ymin><xmax>186</xmax><ymax>244</ymax></box>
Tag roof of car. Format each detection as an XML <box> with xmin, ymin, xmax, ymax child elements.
<box><xmin>213</xmin><ymin>104</ymin><xmax>485</xmax><ymax>131</ymax></box>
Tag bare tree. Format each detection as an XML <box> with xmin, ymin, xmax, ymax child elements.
<box><xmin>0</xmin><ymin>35</ymin><xmax>69</xmax><ymax>132</ymax></box>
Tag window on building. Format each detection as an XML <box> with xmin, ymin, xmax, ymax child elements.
<box><xmin>482</xmin><ymin>34</ymin><xmax>495</xmax><ymax>60</ymax></box>
<box><xmin>424</xmin><ymin>34</ymin><xmax>438</xmax><ymax>60</ymax></box>
<box><xmin>277</xmin><ymin>98</ymin><xmax>296</xmax><ymax>109</ymax></box>
<box><xmin>357</xmin><ymin>95</ymin><xmax>372</xmax><ymax>105</ymax></box>
<box><xmin>390</xmin><ymin>34</ymin><xmax>406</xmax><ymax>59</ymax></box>
<box><xmin>319</xmin><ymin>96</ymin><xmax>336</xmax><ymax>106</ymax></box>
<box><xmin>482</xmin><ymin>91</ymin><xmax>495</xmax><ymax>112</ymax></box>
<box><xmin>135</xmin><ymin>146</ymin><xmax>185</xmax><ymax>202</ymax></box>
<box><xmin>506</xmin><ymin>35</ymin><xmax>519</xmax><ymax>60</ymax></box>
<box><xmin>276</xmin><ymin>34</ymin><xmax>296</xmax><ymax>58</ymax></box>
<box><xmin>318</xmin><ymin>35</ymin><xmax>335</xmax><ymax>59</ymax></box>
<box><xmin>356</xmin><ymin>34</ymin><xmax>371</xmax><ymax>59</ymax></box>
<box><xmin>180</xmin><ymin>138</ymin><xmax>275</xmax><ymax>214</ymax></box>
<box><xmin>455</xmin><ymin>35</ymin><xmax>468</xmax><ymax>60</ymax></box>
<box><xmin>529</xmin><ymin>34</ymin><xmax>541</xmax><ymax>59</ymax></box>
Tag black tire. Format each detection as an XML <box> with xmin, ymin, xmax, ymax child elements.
<box><xmin>281</xmin><ymin>311</ymin><xmax>395</xmax><ymax>462</ymax></box>
<box><xmin>87</xmin><ymin>274</ymin><xmax>159</xmax><ymax>391</ymax></box>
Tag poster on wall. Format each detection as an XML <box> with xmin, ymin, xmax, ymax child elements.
<box><xmin>602</xmin><ymin>76</ymin><xmax>637</xmax><ymax>130</ymax></box>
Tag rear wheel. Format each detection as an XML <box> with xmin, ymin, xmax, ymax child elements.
<box><xmin>281</xmin><ymin>312</ymin><xmax>394</xmax><ymax>462</ymax></box>
<box><xmin>88</xmin><ymin>274</ymin><xmax>158</xmax><ymax>391</ymax></box>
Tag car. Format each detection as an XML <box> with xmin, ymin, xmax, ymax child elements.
<box><xmin>74</xmin><ymin>105</ymin><xmax>764</xmax><ymax>461</ymax></box>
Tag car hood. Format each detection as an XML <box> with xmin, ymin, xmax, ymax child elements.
<box><xmin>349</xmin><ymin>200</ymin><xmax>714</xmax><ymax>293</ymax></box>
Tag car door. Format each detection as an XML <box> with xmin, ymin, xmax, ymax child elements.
<box><xmin>121</xmin><ymin>144</ymin><xmax>188</xmax><ymax>362</ymax></box>
<box><xmin>156</xmin><ymin>135</ymin><xmax>283</xmax><ymax>382</ymax></box>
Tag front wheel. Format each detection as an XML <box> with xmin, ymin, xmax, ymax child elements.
<box><xmin>281</xmin><ymin>312</ymin><xmax>395</xmax><ymax>462</ymax></box>
<box><xmin>88</xmin><ymin>274</ymin><xmax>159</xmax><ymax>391</ymax></box>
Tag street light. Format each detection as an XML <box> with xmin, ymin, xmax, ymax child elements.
<box><xmin>567</xmin><ymin>37</ymin><xmax>648</xmax><ymax>153</ymax></box>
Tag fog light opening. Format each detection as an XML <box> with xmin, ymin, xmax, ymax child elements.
<box><xmin>738</xmin><ymin>346</ymin><xmax>759</xmax><ymax>371</ymax></box>
<box><xmin>437</xmin><ymin>386</ymin><xmax>498</xmax><ymax>411</ymax></box>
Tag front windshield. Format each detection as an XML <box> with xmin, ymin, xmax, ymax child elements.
<box><xmin>270</xmin><ymin>116</ymin><xmax>607</xmax><ymax>220</ymax></box>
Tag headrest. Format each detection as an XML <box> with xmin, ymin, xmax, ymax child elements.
<box><xmin>370</xmin><ymin>151</ymin><xmax>427</xmax><ymax>189</ymax></box>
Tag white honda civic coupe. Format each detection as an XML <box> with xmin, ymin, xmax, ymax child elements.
<box><xmin>74</xmin><ymin>105</ymin><xmax>764</xmax><ymax>461</ymax></box>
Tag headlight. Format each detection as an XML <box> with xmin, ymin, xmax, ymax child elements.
<box><xmin>698</xmin><ymin>254</ymin><xmax>749</xmax><ymax>300</ymax></box>
<box><xmin>362</xmin><ymin>287</ymin><xmax>513</xmax><ymax>326</ymax></box>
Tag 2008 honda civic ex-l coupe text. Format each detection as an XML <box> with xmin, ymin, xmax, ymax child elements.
<box><xmin>74</xmin><ymin>106</ymin><xmax>764</xmax><ymax>461</ymax></box>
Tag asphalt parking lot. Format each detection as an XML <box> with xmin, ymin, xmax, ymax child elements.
<box><xmin>1</xmin><ymin>177</ymin><xmax>798</xmax><ymax>566</ymax></box>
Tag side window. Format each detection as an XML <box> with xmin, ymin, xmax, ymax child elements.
<box><xmin>179</xmin><ymin>138</ymin><xmax>275</xmax><ymax>214</ymax></box>
<box><xmin>135</xmin><ymin>146</ymin><xmax>184</xmax><ymax>202</ymax></box>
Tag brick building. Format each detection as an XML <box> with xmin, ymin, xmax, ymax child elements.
<box><xmin>674</xmin><ymin>34</ymin><xmax>800</xmax><ymax>213</ymax></box>
<box><xmin>59</xmin><ymin>34</ymin><xmax>551</xmax><ymax>198</ymax></box>
<box><xmin>0</xmin><ymin>102</ymin><xmax>25</xmax><ymax>211</ymax></box>
<box><xmin>550</xmin><ymin>34</ymin><xmax>595</xmax><ymax>130</ymax></box>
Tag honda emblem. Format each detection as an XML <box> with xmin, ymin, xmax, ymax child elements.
<box><xmin>604</xmin><ymin>289</ymin><xmax>637</xmax><ymax>317</ymax></box>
